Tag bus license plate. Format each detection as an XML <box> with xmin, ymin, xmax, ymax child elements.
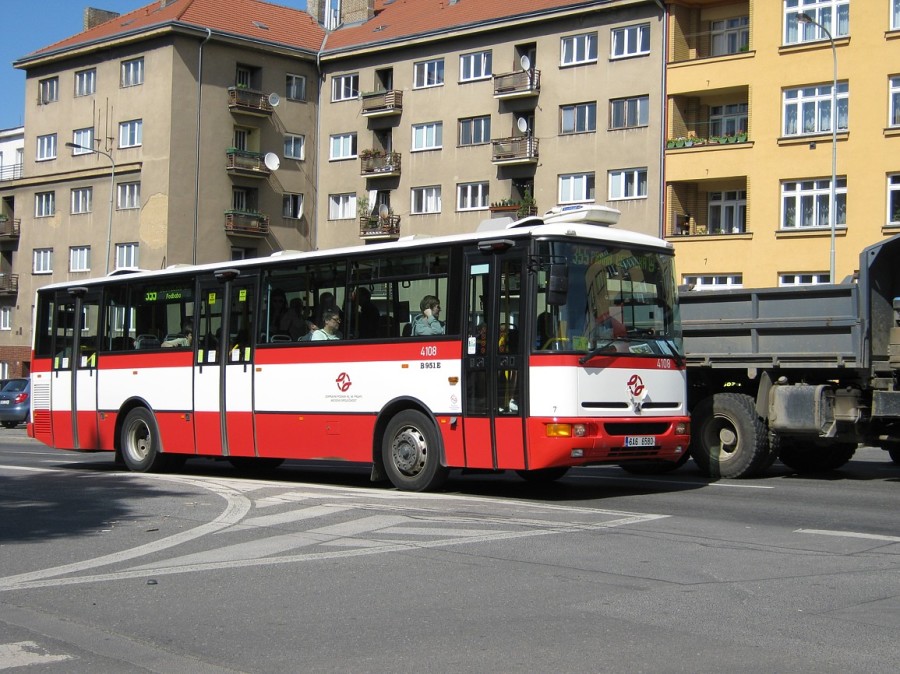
<box><xmin>625</xmin><ymin>436</ymin><xmax>655</xmax><ymax>447</ymax></box>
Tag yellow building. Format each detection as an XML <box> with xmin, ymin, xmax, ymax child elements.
<box><xmin>666</xmin><ymin>0</ymin><xmax>899</xmax><ymax>288</ymax></box>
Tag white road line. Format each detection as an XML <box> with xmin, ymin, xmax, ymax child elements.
<box><xmin>796</xmin><ymin>528</ymin><xmax>900</xmax><ymax>543</ymax></box>
<box><xmin>235</xmin><ymin>503</ymin><xmax>354</xmax><ymax>529</ymax></box>
<box><xmin>568</xmin><ymin>474</ymin><xmax>774</xmax><ymax>489</ymax></box>
<box><xmin>0</xmin><ymin>641</ymin><xmax>71</xmax><ymax>669</ymax></box>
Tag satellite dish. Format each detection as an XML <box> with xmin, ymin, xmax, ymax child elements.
<box><xmin>263</xmin><ymin>152</ymin><xmax>280</xmax><ymax>171</ymax></box>
<box><xmin>520</xmin><ymin>54</ymin><xmax>531</xmax><ymax>71</ymax></box>
<box><xmin>378</xmin><ymin>203</ymin><xmax>390</xmax><ymax>219</ymax></box>
<box><xmin>268</xmin><ymin>92</ymin><xmax>281</xmax><ymax>107</ymax></box>
<box><xmin>516</xmin><ymin>117</ymin><xmax>528</xmax><ymax>133</ymax></box>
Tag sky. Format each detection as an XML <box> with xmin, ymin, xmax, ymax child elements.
<box><xmin>0</xmin><ymin>0</ymin><xmax>309</xmax><ymax>131</ymax></box>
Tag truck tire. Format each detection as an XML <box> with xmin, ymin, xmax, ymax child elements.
<box><xmin>690</xmin><ymin>393</ymin><xmax>773</xmax><ymax>478</ymax></box>
<box><xmin>778</xmin><ymin>442</ymin><xmax>856</xmax><ymax>473</ymax></box>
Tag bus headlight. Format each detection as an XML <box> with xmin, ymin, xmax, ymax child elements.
<box><xmin>546</xmin><ymin>423</ymin><xmax>588</xmax><ymax>438</ymax></box>
<box><xmin>675</xmin><ymin>421</ymin><xmax>690</xmax><ymax>435</ymax></box>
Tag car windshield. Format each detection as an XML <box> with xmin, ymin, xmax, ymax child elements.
<box><xmin>1</xmin><ymin>379</ymin><xmax>28</xmax><ymax>392</ymax></box>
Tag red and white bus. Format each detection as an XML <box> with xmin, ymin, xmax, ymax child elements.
<box><xmin>29</xmin><ymin>204</ymin><xmax>690</xmax><ymax>491</ymax></box>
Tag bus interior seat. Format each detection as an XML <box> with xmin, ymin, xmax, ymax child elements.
<box><xmin>135</xmin><ymin>334</ymin><xmax>160</xmax><ymax>349</ymax></box>
<box><xmin>402</xmin><ymin>323</ymin><xmax>412</xmax><ymax>337</ymax></box>
<box><xmin>270</xmin><ymin>334</ymin><xmax>292</xmax><ymax>343</ymax></box>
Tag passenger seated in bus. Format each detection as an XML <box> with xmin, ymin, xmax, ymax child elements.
<box><xmin>316</xmin><ymin>291</ymin><xmax>344</xmax><ymax>333</ymax></box>
<box><xmin>276</xmin><ymin>297</ymin><xmax>307</xmax><ymax>340</ymax></box>
<box><xmin>412</xmin><ymin>295</ymin><xmax>444</xmax><ymax>335</ymax></box>
<box><xmin>161</xmin><ymin>321</ymin><xmax>193</xmax><ymax>347</ymax></box>
<box><xmin>352</xmin><ymin>287</ymin><xmax>380</xmax><ymax>339</ymax></box>
<box><xmin>311</xmin><ymin>311</ymin><xmax>341</xmax><ymax>341</ymax></box>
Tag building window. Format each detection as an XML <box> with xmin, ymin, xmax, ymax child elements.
<box><xmin>36</xmin><ymin>134</ymin><xmax>57</xmax><ymax>161</ymax></box>
<box><xmin>783</xmin><ymin>83</ymin><xmax>848</xmax><ymax>136</ymax></box>
<box><xmin>413</xmin><ymin>59</ymin><xmax>444</xmax><ymax>88</ymax></box>
<box><xmin>890</xmin><ymin>77</ymin><xmax>900</xmax><ymax>127</ymax></box>
<box><xmin>331</xmin><ymin>73</ymin><xmax>359</xmax><ymax>102</ymax></box>
<box><xmin>0</xmin><ymin>307</ymin><xmax>10</xmax><ymax>331</ymax></box>
<box><xmin>561</xmin><ymin>32</ymin><xmax>598</xmax><ymax>66</ymax></box>
<box><xmin>711</xmin><ymin>16</ymin><xmax>749</xmax><ymax>55</ymax></box>
<box><xmin>895</xmin><ymin>0</ymin><xmax>900</xmax><ymax>30</ymax></box>
<box><xmin>284</xmin><ymin>134</ymin><xmax>305</xmax><ymax>160</ymax></box>
<box><xmin>286</xmin><ymin>73</ymin><xmax>306</xmax><ymax>101</ymax></box>
<box><xmin>888</xmin><ymin>174</ymin><xmax>900</xmax><ymax>224</ymax></box>
<box><xmin>708</xmin><ymin>190</ymin><xmax>747</xmax><ymax>234</ymax></box>
<box><xmin>610</xmin><ymin>96</ymin><xmax>649</xmax><ymax>129</ymax></box>
<box><xmin>329</xmin><ymin>193</ymin><xmax>355</xmax><ymax>220</ymax></box>
<box><xmin>459</xmin><ymin>116</ymin><xmax>491</xmax><ymax>146</ymax></box>
<box><xmin>710</xmin><ymin>103</ymin><xmax>748</xmax><ymax>136</ymax></box>
<box><xmin>39</xmin><ymin>77</ymin><xmax>58</xmax><ymax>104</ymax></box>
<box><xmin>116</xmin><ymin>243</ymin><xmax>139</xmax><ymax>270</ymax></box>
<box><xmin>460</xmin><ymin>51</ymin><xmax>492</xmax><ymax>82</ymax></box>
<box><xmin>611</xmin><ymin>24</ymin><xmax>650</xmax><ymax>59</ymax></box>
<box><xmin>457</xmin><ymin>182</ymin><xmax>489</xmax><ymax>211</ymax></box>
<box><xmin>117</xmin><ymin>182</ymin><xmax>141</xmax><ymax>210</ymax></box>
<box><xmin>33</xmin><ymin>248</ymin><xmax>53</xmax><ymax>274</ymax></box>
<box><xmin>412</xmin><ymin>122</ymin><xmax>443</xmax><ymax>151</ymax></box>
<box><xmin>683</xmin><ymin>274</ymin><xmax>743</xmax><ymax>290</ymax></box>
<box><xmin>781</xmin><ymin>177</ymin><xmax>847</xmax><ymax>229</ymax></box>
<box><xmin>560</xmin><ymin>102</ymin><xmax>597</xmax><ymax>134</ymax></box>
<box><xmin>72</xmin><ymin>128</ymin><xmax>94</xmax><ymax>153</ymax></box>
<box><xmin>784</xmin><ymin>0</ymin><xmax>849</xmax><ymax>45</ymax></box>
<box><xmin>235</xmin><ymin>65</ymin><xmax>252</xmax><ymax>88</ymax></box>
<box><xmin>779</xmin><ymin>273</ymin><xmax>829</xmax><ymax>286</ymax></box>
<box><xmin>559</xmin><ymin>173</ymin><xmax>595</xmax><ymax>203</ymax></box>
<box><xmin>232</xmin><ymin>188</ymin><xmax>249</xmax><ymax>212</ymax></box>
<box><xmin>75</xmin><ymin>68</ymin><xmax>96</xmax><ymax>96</ymax></box>
<box><xmin>35</xmin><ymin>191</ymin><xmax>55</xmax><ymax>217</ymax></box>
<box><xmin>71</xmin><ymin>187</ymin><xmax>92</xmax><ymax>214</ymax></box>
<box><xmin>411</xmin><ymin>186</ymin><xmax>442</xmax><ymax>214</ymax></box>
<box><xmin>609</xmin><ymin>168</ymin><xmax>648</xmax><ymax>200</ymax></box>
<box><xmin>70</xmin><ymin>246</ymin><xmax>91</xmax><ymax>272</ymax></box>
<box><xmin>121</xmin><ymin>57</ymin><xmax>144</xmax><ymax>87</ymax></box>
<box><xmin>283</xmin><ymin>193</ymin><xmax>304</xmax><ymax>219</ymax></box>
<box><xmin>329</xmin><ymin>132</ymin><xmax>357</xmax><ymax>160</ymax></box>
<box><xmin>119</xmin><ymin>119</ymin><xmax>143</xmax><ymax>148</ymax></box>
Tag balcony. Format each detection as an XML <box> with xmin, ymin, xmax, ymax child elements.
<box><xmin>491</xmin><ymin>136</ymin><xmax>539</xmax><ymax>165</ymax></box>
<box><xmin>493</xmin><ymin>69</ymin><xmax>541</xmax><ymax>99</ymax></box>
<box><xmin>227</xmin><ymin>86</ymin><xmax>275</xmax><ymax>116</ymax></box>
<box><xmin>360</xmin><ymin>151</ymin><xmax>401</xmax><ymax>178</ymax></box>
<box><xmin>225</xmin><ymin>149</ymin><xmax>272</xmax><ymax>178</ymax></box>
<box><xmin>0</xmin><ymin>274</ymin><xmax>18</xmax><ymax>296</ymax></box>
<box><xmin>224</xmin><ymin>210</ymin><xmax>270</xmax><ymax>237</ymax></box>
<box><xmin>666</xmin><ymin>133</ymin><xmax>748</xmax><ymax>149</ymax></box>
<box><xmin>359</xmin><ymin>214</ymin><xmax>401</xmax><ymax>240</ymax></box>
<box><xmin>0</xmin><ymin>217</ymin><xmax>20</xmax><ymax>240</ymax></box>
<box><xmin>361</xmin><ymin>90</ymin><xmax>403</xmax><ymax>117</ymax></box>
<box><xmin>0</xmin><ymin>163</ymin><xmax>22</xmax><ymax>182</ymax></box>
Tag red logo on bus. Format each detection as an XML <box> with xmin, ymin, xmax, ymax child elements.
<box><xmin>336</xmin><ymin>372</ymin><xmax>352</xmax><ymax>392</ymax></box>
<box><xmin>627</xmin><ymin>374</ymin><xmax>645</xmax><ymax>398</ymax></box>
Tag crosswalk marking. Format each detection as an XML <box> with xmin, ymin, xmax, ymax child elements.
<box><xmin>0</xmin><ymin>641</ymin><xmax>71</xmax><ymax>669</ymax></box>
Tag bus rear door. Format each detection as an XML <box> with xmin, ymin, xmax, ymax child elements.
<box><xmin>462</xmin><ymin>246</ymin><xmax>526</xmax><ymax>469</ymax></box>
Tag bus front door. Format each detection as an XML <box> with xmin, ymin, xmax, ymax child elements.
<box><xmin>49</xmin><ymin>288</ymin><xmax>101</xmax><ymax>450</ymax></box>
<box><xmin>462</xmin><ymin>250</ymin><xmax>525</xmax><ymax>469</ymax></box>
<box><xmin>195</xmin><ymin>271</ymin><xmax>257</xmax><ymax>458</ymax></box>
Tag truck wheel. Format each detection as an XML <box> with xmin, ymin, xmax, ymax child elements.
<box><xmin>778</xmin><ymin>442</ymin><xmax>856</xmax><ymax>473</ymax></box>
<box><xmin>382</xmin><ymin>410</ymin><xmax>449</xmax><ymax>492</ymax></box>
<box><xmin>691</xmin><ymin>393</ymin><xmax>773</xmax><ymax>478</ymax></box>
<box><xmin>620</xmin><ymin>451</ymin><xmax>690</xmax><ymax>475</ymax></box>
<box><xmin>120</xmin><ymin>407</ymin><xmax>170</xmax><ymax>473</ymax></box>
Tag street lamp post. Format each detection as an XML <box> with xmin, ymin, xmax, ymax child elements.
<box><xmin>66</xmin><ymin>142</ymin><xmax>115</xmax><ymax>275</ymax></box>
<box><xmin>797</xmin><ymin>12</ymin><xmax>838</xmax><ymax>283</ymax></box>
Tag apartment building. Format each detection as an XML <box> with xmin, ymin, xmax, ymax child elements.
<box><xmin>665</xmin><ymin>0</ymin><xmax>900</xmax><ymax>289</ymax></box>
<box><xmin>314</xmin><ymin>0</ymin><xmax>667</xmax><ymax>250</ymax></box>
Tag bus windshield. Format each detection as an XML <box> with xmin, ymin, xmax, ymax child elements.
<box><xmin>534</xmin><ymin>240</ymin><xmax>682</xmax><ymax>358</ymax></box>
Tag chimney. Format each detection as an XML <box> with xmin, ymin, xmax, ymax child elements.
<box><xmin>84</xmin><ymin>7</ymin><xmax>120</xmax><ymax>30</ymax></box>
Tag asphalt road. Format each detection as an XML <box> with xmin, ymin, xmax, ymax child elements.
<box><xmin>1</xmin><ymin>429</ymin><xmax>898</xmax><ymax>673</ymax></box>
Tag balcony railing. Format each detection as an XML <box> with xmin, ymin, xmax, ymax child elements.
<box><xmin>225</xmin><ymin>210</ymin><xmax>270</xmax><ymax>237</ymax></box>
<box><xmin>361</xmin><ymin>90</ymin><xmax>403</xmax><ymax>117</ymax></box>
<box><xmin>359</xmin><ymin>214</ymin><xmax>401</xmax><ymax>240</ymax></box>
<box><xmin>225</xmin><ymin>149</ymin><xmax>271</xmax><ymax>177</ymax></box>
<box><xmin>670</xmin><ymin>221</ymin><xmax>747</xmax><ymax>237</ymax></box>
<box><xmin>227</xmin><ymin>86</ymin><xmax>275</xmax><ymax>116</ymax></box>
<box><xmin>0</xmin><ymin>217</ymin><xmax>20</xmax><ymax>239</ymax></box>
<box><xmin>666</xmin><ymin>133</ymin><xmax>749</xmax><ymax>149</ymax></box>
<box><xmin>491</xmin><ymin>136</ymin><xmax>539</xmax><ymax>164</ymax></box>
<box><xmin>360</xmin><ymin>151</ymin><xmax>401</xmax><ymax>177</ymax></box>
<box><xmin>493</xmin><ymin>69</ymin><xmax>540</xmax><ymax>98</ymax></box>
<box><xmin>0</xmin><ymin>274</ymin><xmax>18</xmax><ymax>295</ymax></box>
<box><xmin>0</xmin><ymin>163</ymin><xmax>23</xmax><ymax>182</ymax></box>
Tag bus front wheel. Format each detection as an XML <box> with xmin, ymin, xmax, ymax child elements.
<box><xmin>382</xmin><ymin>410</ymin><xmax>448</xmax><ymax>492</ymax></box>
<box><xmin>120</xmin><ymin>407</ymin><xmax>170</xmax><ymax>473</ymax></box>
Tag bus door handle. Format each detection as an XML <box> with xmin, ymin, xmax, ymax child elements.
<box><xmin>498</xmin><ymin>356</ymin><xmax>516</xmax><ymax>368</ymax></box>
<box><xmin>468</xmin><ymin>357</ymin><xmax>485</xmax><ymax>369</ymax></box>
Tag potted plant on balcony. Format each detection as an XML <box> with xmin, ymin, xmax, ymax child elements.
<box><xmin>516</xmin><ymin>189</ymin><xmax>537</xmax><ymax>218</ymax></box>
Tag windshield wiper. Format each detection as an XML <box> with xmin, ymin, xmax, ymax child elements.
<box><xmin>662</xmin><ymin>338</ymin><xmax>684</xmax><ymax>367</ymax></box>
<box><xmin>578</xmin><ymin>340</ymin><xmax>615</xmax><ymax>365</ymax></box>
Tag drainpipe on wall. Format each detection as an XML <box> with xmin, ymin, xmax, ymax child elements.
<box><xmin>193</xmin><ymin>28</ymin><xmax>212</xmax><ymax>265</ymax></box>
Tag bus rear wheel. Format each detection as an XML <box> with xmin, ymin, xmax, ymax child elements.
<box><xmin>120</xmin><ymin>407</ymin><xmax>170</xmax><ymax>473</ymax></box>
<box><xmin>382</xmin><ymin>410</ymin><xmax>448</xmax><ymax>492</ymax></box>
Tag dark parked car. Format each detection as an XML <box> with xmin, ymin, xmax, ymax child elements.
<box><xmin>0</xmin><ymin>378</ymin><xmax>30</xmax><ymax>428</ymax></box>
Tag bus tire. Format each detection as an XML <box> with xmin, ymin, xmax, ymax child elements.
<box><xmin>120</xmin><ymin>407</ymin><xmax>170</xmax><ymax>473</ymax></box>
<box><xmin>779</xmin><ymin>442</ymin><xmax>856</xmax><ymax>473</ymax></box>
<box><xmin>690</xmin><ymin>393</ymin><xmax>773</xmax><ymax>479</ymax></box>
<box><xmin>382</xmin><ymin>410</ymin><xmax>448</xmax><ymax>492</ymax></box>
<box><xmin>619</xmin><ymin>451</ymin><xmax>691</xmax><ymax>475</ymax></box>
<box><xmin>515</xmin><ymin>466</ymin><xmax>569</xmax><ymax>483</ymax></box>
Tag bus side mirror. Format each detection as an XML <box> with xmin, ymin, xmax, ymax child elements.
<box><xmin>547</xmin><ymin>264</ymin><xmax>569</xmax><ymax>306</ymax></box>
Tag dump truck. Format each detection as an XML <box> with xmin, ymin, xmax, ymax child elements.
<box><xmin>680</xmin><ymin>233</ymin><xmax>900</xmax><ymax>478</ymax></box>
